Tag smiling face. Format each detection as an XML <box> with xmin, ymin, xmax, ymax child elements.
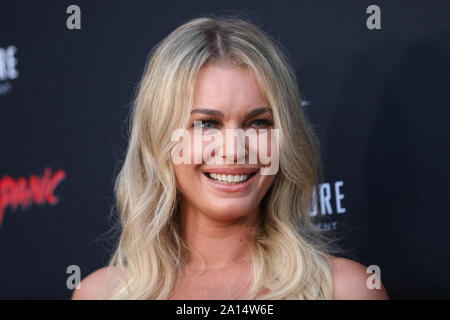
<box><xmin>172</xmin><ymin>63</ymin><xmax>278</xmax><ymax>223</ymax></box>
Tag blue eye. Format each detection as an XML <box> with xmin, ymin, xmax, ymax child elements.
<box><xmin>192</xmin><ymin>120</ymin><xmax>219</xmax><ymax>129</ymax></box>
<box><xmin>191</xmin><ymin>119</ymin><xmax>272</xmax><ymax>129</ymax></box>
<box><xmin>247</xmin><ymin>119</ymin><xmax>273</xmax><ymax>128</ymax></box>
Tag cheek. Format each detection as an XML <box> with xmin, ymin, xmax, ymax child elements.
<box><xmin>258</xmin><ymin>173</ymin><xmax>277</xmax><ymax>193</ymax></box>
<box><xmin>172</xmin><ymin>163</ymin><xmax>200</xmax><ymax>194</ymax></box>
<box><xmin>176</xmin><ymin>130</ymin><xmax>215</xmax><ymax>165</ymax></box>
<box><xmin>246</xmin><ymin>132</ymin><xmax>273</xmax><ymax>166</ymax></box>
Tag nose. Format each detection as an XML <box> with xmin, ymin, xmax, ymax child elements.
<box><xmin>222</xmin><ymin>128</ymin><xmax>248</xmax><ymax>164</ymax></box>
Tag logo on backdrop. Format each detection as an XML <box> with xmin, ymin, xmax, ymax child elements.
<box><xmin>310</xmin><ymin>180</ymin><xmax>346</xmax><ymax>230</ymax></box>
<box><xmin>366</xmin><ymin>5</ymin><xmax>381</xmax><ymax>30</ymax></box>
<box><xmin>66</xmin><ymin>5</ymin><xmax>81</xmax><ymax>30</ymax></box>
<box><xmin>0</xmin><ymin>45</ymin><xmax>18</xmax><ymax>96</ymax></box>
<box><xmin>0</xmin><ymin>167</ymin><xmax>66</xmax><ymax>227</ymax></box>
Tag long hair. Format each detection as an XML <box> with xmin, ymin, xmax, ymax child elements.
<box><xmin>105</xmin><ymin>14</ymin><xmax>339</xmax><ymax>299</ymax></box>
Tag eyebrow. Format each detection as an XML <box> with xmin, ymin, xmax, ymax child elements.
<box><xmin>190</xmin><ymin>107</ymin><xmax>272</xmax><ymax>118</ymax></box>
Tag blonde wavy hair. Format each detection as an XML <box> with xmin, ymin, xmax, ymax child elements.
<box><xmin>105</xmin><ymin>14</ymin><xmax>339</xmax><ymax>300</ymax></box>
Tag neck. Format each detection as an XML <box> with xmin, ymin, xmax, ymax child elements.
<box><xmin>179</xmin><ymin>198</ymin><xmax>260</xmax><ymax>270</ymax></box>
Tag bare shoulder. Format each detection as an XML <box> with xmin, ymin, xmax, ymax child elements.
<box><xmin>328</xmin><ymin>255</ymin><xmax>389</xmax><ymax>300</ymax></box>
<box><xmin>71</xmin><ymin>266</ymin><xmax>120</xmax><ymax>300</ymax></box>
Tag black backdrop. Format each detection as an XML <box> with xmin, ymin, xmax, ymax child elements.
<box><xmin>1</xmin><ymin>0</ymin><xmax>449</xmax><ymax>299</ymax></box>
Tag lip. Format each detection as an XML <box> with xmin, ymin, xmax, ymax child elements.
<box><xmin>201</xmin><ymin>166</ymin><xmax>260</xmax><ymax>175</ymax></box>
<box><xmin>201</xmin><ymin>167</ymin><xmax>260</xmax><ymax>193</ymax></box>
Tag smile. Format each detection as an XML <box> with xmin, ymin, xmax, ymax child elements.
<box><xmin>204</xmin><ymin>172</ymin><xmax>256</xmax><ymax>184</ymax></box>
<box><xmin>201</xmin><ymin>167</ymin><xmax>260</xmax><ymax>193</ymax></box>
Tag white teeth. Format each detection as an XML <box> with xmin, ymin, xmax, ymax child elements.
<box><xmin>207</xmin><ymin>173</ymin><xmax>250</xmax><ymax>184</ymax></box>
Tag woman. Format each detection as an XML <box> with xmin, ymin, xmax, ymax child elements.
<box><xmin>72</xmin><ymin>15</ymin><xmax>388</xmax><ymax>300</ymax></box>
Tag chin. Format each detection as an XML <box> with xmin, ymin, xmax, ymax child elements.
<box><xmin>201</xmin><ymin>198</ymin><xmax>258</xmax><ymax>221</ymax></box>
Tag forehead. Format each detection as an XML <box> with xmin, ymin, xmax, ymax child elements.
<box><xmin>192</xmin><ymin>64</ymin><xmax>268</xmax><ymax>114</ymax></box>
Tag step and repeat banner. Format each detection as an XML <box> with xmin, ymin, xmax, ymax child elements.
<box><xmin>1</xmin><ymin>1</ymin><xmax>449</xmax><ymax>299</ymax></box>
